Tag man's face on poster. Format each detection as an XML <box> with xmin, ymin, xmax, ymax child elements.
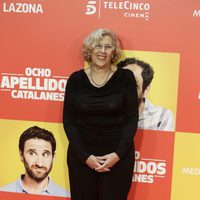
<box><xmin>20</xmin><ymin>138</ymin><xmax>54</xmax><ymax>182</ymax></box>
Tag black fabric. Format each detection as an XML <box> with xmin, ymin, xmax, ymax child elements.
<box><xmin>67</xmin><ymin>145</ymin><xmax>135</xmax><ymax>200</ymax></box>
<box><xmin>63</xmin><ymin>67</ymin><xmax>138</xmax><ymax>162</ymax></box>
<box><xmin>63</xmin><ymin>67</ymin><xmax>138</xmax><ymax>199</ymax></box>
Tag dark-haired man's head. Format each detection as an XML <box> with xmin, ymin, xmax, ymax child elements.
<box><xmin>117</xmin><ymin>58</ymin><xmax>154</xmax><ymax>104</ymax></box>
<box><xmin>117</xmin><ymin>57</ymin><xmax>154</xmax><ymax>92</ymax></box>
<box><xmin>19</xmin><ymin>126</ymin><xmax>56</xmax><ymax>183</ymax></box>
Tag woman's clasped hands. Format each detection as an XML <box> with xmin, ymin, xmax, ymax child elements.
<box><xmin>85</xmin><ymin>152</ymin><xmax>120</xmax><ymax>172</ymax></box>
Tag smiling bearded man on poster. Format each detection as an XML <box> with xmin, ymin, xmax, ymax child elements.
<box><xmin>0</xmin><ymin>126</ymin><xmax>70</xmax><ymax>197</ymax></box>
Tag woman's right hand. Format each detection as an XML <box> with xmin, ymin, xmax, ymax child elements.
<box><xmin>85</xmin><ymin>155</ymin><xmax>101</xmax><ymax>170</ymax></box>
<box><xmin>85</xmin><ymin>155</ymin><xmax>110</xmax><ymax>172</ymax></box>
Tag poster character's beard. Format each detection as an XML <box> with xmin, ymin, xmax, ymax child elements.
<box><xmin>23</xmin><ymin>156</ymin><xmax>53</xmax><ymax>183</ymax></box>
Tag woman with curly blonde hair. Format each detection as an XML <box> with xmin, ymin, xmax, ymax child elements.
<box><xmin>63</xmin><ymin>28</ymin><xmax>138</xmax><ymax>200</ymax></box>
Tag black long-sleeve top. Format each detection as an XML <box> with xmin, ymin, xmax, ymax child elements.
<box><xmin>63</xmin><ymin>67</ymin><xmax>138</xmax><ymax>163</ymax></box>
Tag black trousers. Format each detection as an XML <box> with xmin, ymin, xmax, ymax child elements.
<box><xmin>67</xmin><ymin>147</ymin><xmax>135</xmax><ymax>200</ymax></box>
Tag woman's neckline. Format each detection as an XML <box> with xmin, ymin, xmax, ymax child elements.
<box><xmin>82</xmin><ymin>66</ymin><xmax>119</xmax><ymax>89</ymax></box>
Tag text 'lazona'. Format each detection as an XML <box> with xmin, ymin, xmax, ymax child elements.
<box><xmin>2</xmin><ymin>2</ymin><xmax>43</xmax><ymax>14</ymax></box>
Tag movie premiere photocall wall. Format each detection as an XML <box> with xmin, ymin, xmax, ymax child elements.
<box><xmin>0</xmin><ymin>0</ymin><xmax>199</xmax><ymax>199</ymax></box>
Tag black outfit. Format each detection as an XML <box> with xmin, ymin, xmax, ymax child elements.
<box><xmin>63</xmin><ymin>67</ymin><xmax>138</xmax><ymax>200</ymax></box>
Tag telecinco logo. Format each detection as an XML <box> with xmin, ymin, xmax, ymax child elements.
<box><xmin>0</xmin><ymin>67</ymin><xmax>68</xmax><ymax>101</ymax></box>
<box><xmin>85</xmin><ymin>0</ymin><xmax>151</xmax><ymax>21</ymax></box>
<box><xmin>85</xmin><ymin>0</ymin><xmax>97</xmax><ymax>15</ymax></box>
<box><xmin>133</xmin><ymin>151</ymin><xmax>167</xmax><ymax>183</ymax></box>
<box><xmin>2</xmin><ymin>2</ymin><xmax>43</xmax><ymax>14</ymax></box>
<box><xmin>193</xmin><ymin>9</ymin><xmax>200</xmax><ymax>17</ymax></box>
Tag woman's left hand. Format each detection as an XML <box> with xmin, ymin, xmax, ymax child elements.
<box><xmin>95</xmin><ymin>152</ymin><xmax>120</xmax><ymax>172</ymax></box>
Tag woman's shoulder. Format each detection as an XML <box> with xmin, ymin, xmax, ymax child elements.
<box><xmin>69</xmin><ymin>69</ymin><xmax>84</xmax><ymax>79</ymax></box>
<box><xmin>66</xmin><ymin>69</ymin><xmax>85</xmax><ymax>88</ymax></box>
<box><xmin>117</xmin><ymin>67</ymin><xmax>136</xmax><ymax>82</ymax></box>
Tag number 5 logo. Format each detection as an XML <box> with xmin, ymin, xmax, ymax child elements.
<box><xmin>85</xmin><ymin>1</ymin><xmax>96</xmax><ymax>15</ymax></box>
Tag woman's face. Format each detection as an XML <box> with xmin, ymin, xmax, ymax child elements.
<box><xmin>90</xmin><ymin>35</ymin><xmax>114</xmax><ymax>68</ymax></box>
